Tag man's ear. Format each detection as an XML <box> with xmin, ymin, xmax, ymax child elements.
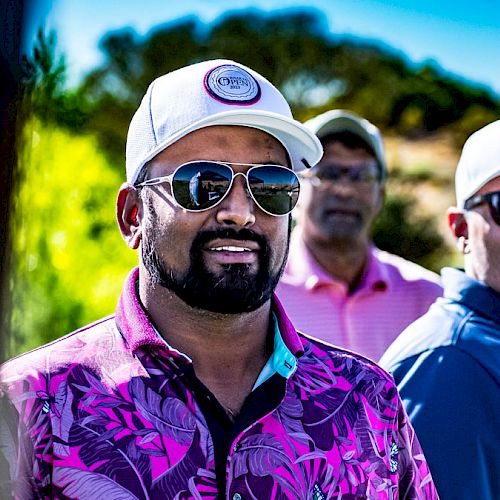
<box><xmin>376</xmin><ymin>184</ymin><xmax>385</xmax><ymax>214</ymax></box>
<box><xmin>447</xmin><ymin>207</ymin><xmax>469</xmax><ymax>254</ymax></box>
<box><xmin>117</xmin><ymin>184</ymin><xmax>143</xmax><ymax>249</ymax></box>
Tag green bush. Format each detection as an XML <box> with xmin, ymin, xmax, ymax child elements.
<box><xmin>372</xmin><ymin>193</ymin><xmax>449</xmax><ymax>273</ymax></box>
<box><xmin>9</xmin><ymin>120</ymin><xmax>136</xmax><ymax>356</ymax></box>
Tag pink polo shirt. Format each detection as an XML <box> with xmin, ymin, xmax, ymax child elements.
<box><xmin>276</xmin><ymin>230</ymin><xmax>443</xmax><ymax>361</ymax></box>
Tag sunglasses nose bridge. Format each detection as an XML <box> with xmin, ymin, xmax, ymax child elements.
<box><xmin>214</xmin><ymin>170</ymin><xmax>256</xmax><ymax>226</ymax></box>
<box><xmin>231</xmin><ymin>171</ymin><xmax>253</xmax><ymax>197</ymax></box>
<box><xmin>318</xmin><ymin>174</ymin><xmax>358</xmax><ymax>195</ymax></box>
<box><xmin>333</xmin><ymin>168</ymin><xmax>360</xmax><ymax>184</ymax></box>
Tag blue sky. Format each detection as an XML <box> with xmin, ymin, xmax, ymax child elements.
<box><xmin>28</xmin><ymin>0</ymin><xmax>500</xmax><ymax>96</ymax></box>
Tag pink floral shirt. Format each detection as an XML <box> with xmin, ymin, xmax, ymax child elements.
<box><xmin>0</xmin><ymin>268</ymin><xmax>438</xmax><ymax>499</ymax></box>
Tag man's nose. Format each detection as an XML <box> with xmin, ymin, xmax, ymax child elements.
<box><xmin>215</xmin><ymin>174</ymin><xmax>256</xmax><ymax>227</ymax></box>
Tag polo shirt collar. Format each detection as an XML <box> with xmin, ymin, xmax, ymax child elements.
<box><xmin>116</xmin><ymin>267</ymin><xmax>170</xmax><ymax>354</ymax></box>
<box><xmin>442</xmin><ymin>267</ymin><xmax>500</xmax><ymax>324</ymax></box>
<box><xmin>116</xmin><ymin>267</ymin><xmax>304</xmax><ymax>367</ymax></box>
<box><xmin>284</xmin><ymin>229</ymin><xmax>389</xmax><ymax>293</ymax></box>
<box><xmin>253</xmin><ymin>312</ymin><xmax>297</xmax><ymax>388</ymax></box>
<box><xmin>361</xmin><ymin>246</ymin><xmax>390</xmax><ymax>292</ymax></box>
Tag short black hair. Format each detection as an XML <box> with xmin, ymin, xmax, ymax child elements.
<box><xmin>319</xmin><ymin>130</ymin><xmax>376</xmax><ymax>158</ymax></box>
<box><xmin>319</xmin><ymin>130</ymin><xmax>385</xmax><ymax>181</ymax></box>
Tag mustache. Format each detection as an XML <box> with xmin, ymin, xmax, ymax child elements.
<box><xmin>320</xmin><ymin>199</ymin><xmax>363</xmax><ymax>214</ymax></box>
<box><xmin>322</xmin><ymin>196</ymin><xmax>360</xmax><ymax>208</ymax></box>
<box><xmin>191</xmin><ymin>228</ymin><xmax>269</xmax><ymax>253</ymax></box>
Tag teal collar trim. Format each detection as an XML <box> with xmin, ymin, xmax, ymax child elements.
<box><xmin>151</xmin><ymin>313</ymin><xmax>296</xmax><ymax>390</ymax></box>
<box><xmin>253</xmin><ymin>312</ymin><xmax>297</xmax><ymax>390</ymax></box>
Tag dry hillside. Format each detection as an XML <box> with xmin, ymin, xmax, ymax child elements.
<box><xmin>385</xmin><ymin>132</ymin><xmax>463</xmax><ymax>266</ymax></box>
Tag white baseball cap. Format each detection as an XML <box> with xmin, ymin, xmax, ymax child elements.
<box><xmin>455</xmin><ymin>119</ymin><xmax>500</xmax><ymax>208</ymax></box>
<box><xmin>304</xmin><ymin>109</ymin><xmax>387</xmax><ymax>179</ymax></box>
<box><xmin>125</xmin><ymin>59</ymin><xmax>323</xmax><ymax>184</ymax></box>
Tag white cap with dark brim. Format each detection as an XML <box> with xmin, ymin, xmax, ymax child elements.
<box><xmin>126</xmin><ymin>59</ymin><xmax>323</xmax><ymax>184</ymax></box>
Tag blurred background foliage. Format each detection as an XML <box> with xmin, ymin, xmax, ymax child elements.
<box><xmin>10</xmin><ymin>120</ymin><xmax>136</xmax><ymax>354</ymax></box>
<box><xmin>8</xmin><ymin>7</ymin><xmax>500</xmax><ymax>356</ymax></box>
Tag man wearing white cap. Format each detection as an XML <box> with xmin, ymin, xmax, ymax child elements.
<box><xmin>277</xmin><ymin>110</ymin><xmax>442</xmax><ymax>361</ymax></box>
<box><xmin>0</xmin><ymin>61</ymin><xmax>437</xmax><ymax>498</ymax></box>
<box><xmin>380</xmin><ymin>120</ymin><xmax>500</xmax><ymax>499</ymax></box>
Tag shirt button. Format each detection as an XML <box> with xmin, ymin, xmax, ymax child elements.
<box><xmin>233</xmin><ymin>494</ymin><xmax>242</xmax><ymax>500</ymax></box>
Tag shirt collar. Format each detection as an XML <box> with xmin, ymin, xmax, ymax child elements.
<box><xmin>361</xmin><ymin>247</ymin><xmax>390</xmax><ymax>292</ymax></box>
<box><xmin>116</xmin><ymin>267</ymin><xmax>304</xmax><ymax>361</ymax></box>
<box><xmin>282</xmin><ymin>229</ymin><xmax>389</xmax><ymax>293</ymax></box>
<box><xmin>441</xmin><ymin>267</ymin><xmax>500</xmax><ymax>324</ymax></box>
<box><xmin>253</xmin><ymin>312</ymin><xmax>297</xmax><ymax>388</ymax></box>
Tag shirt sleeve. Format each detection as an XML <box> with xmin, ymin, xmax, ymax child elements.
<box><xmin>393</xmin><ymin>389</ymin><xmax>439</xmax><ymax>499</ymax></box>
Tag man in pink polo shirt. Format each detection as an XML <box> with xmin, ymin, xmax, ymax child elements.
<box><xmin>277</xmin><ymin>110</ymin><xmax>443</xmax><ymax>361</ymax></box>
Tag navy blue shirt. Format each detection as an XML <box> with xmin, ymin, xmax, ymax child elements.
<box><xmin>380</xmin><ymin>268</ymin><xmax>500</xmax><ymax>500</ymax></box>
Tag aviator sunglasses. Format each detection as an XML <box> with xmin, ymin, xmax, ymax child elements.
<box><xmin>464</xmin><ymin>190</ymin><xmax>500</xmax><ymax>225</ymax></box>
<box><xmin>135</xmin><ymin>161</ymin><xmax>300</xmax><ymax>216</ymax></box>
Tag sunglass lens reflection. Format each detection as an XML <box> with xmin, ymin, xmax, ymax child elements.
<box><xmin>249</xmin><ymin>166</ymin><xmax>299</xmax><ymax>215</ymax></box>
<box><xmin>173</xmin><ymin>163</ymin><xmax>233</xmax><ymax>210</ymax></box>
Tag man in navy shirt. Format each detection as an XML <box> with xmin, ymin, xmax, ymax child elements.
<box><xmin>380</xmin><ymin>120</ymin><xmax>500</xmax><ymax>499</ymax></box>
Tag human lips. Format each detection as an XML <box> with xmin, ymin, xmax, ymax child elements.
<box><xmin>211</xmin><ymin>245</ymin><xmax>252</xmax><ymax>252</ymax></box>
<box><xmin>204</xmin><ymin>239</ymin><xmax>260</xmax><ymax>264</ymax></box>
<box><xmin>324</xmin><ymin>206</ymin><xmax>360</xmax><ymax>218</ymax></box>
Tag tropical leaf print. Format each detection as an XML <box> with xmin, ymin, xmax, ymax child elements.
<box><xmin>275</xmin><ymin>386</ymin><xmax>309</xmax><ymax>443</ymax></box>
<box><xmin>151</xmin><ymin>428</ymin><xmax>209</xmax><ymax>498</ymax></box>
<box><xmin>0</xmin><ymin>283</ymin><xmax>439</xmax><ymax>499</ymax></box>
<box><xmin>53</xmin><ymin>467</ymin><xmax>141</xmax><ymax>499</ymax></box>
<box><xmin>52</xmin><ymin>379</ymin><xmax>74</xmax><ymax>457</ymax></box>
<box><xmin>352</xmin><ymin>406</ymin><xmax>389</xmax><ymax>479</ymax></box>
<box><xmin>129</xmin><ymin>378</ymin><xmax>196</xmax><ymax>446</ymax></box>
<box><xmin>232</xmin><ymin>434</ymin><xmax>291</xmax><ymax>478</ymax></box>
<box><xmin>186</xmin><ymin>468</ymin><xmax>218</xmax><ymax>499</ymax></box>
<box><xmin>292</xmin><ymin>343</ymin><xmax>338</xmax><ymax>396</ymax></box>
<box><xmin>301</xmin><ymin>386</ymin><xmax>359</xmax><ymax>451</ymax></box>
<box><xmin>69</xmin><ymin>421</ymin><xmax>152</xmax><ymax>498</ymax></box>
<box><xmin>0</xmin><ymin>396</ymin><xmax>38</xmax><ymax>499</ymax></box>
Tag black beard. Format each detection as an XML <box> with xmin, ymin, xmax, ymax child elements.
<box><xmin>142</xmin><ymin>224</ymin><xmax>290</xmax><ymax>314</ymax></box>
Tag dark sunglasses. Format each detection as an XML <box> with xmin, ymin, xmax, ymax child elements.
<box><xmin>136</xmin><ymin>161</ymin><xmax>300</xmax><ymax>216</ymax></box>
<box><xmin>302</xmin><ymin>162</ymin><xmax>381</xmax><ymax>185</ymax></box>
<box><xmin>464</xmin><ymin>190</ymin><xmax>500</xmax><ymax>225</ymax></box>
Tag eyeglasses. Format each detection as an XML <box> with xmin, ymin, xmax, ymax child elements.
<box><xmin>135</xmin><ymin>161</ymin><xmax>300</xmax><ymax>216</ymax></box>
<box><xmin>301</xmin><ymin>162</ymin><xmax>381</xmax><ymax>186</ymax></box>
<box><xmin>464</xmin><ymin>190</ymin><xmax>500</xmax><ymax>225</ymax></box>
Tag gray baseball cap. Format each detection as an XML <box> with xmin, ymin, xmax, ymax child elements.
<box><xmin>304</xmin><ymin>109</ymin><xmax>387</xmax><ymax>179</ymax></box>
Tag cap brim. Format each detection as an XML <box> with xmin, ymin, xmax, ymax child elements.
<box><xmin>131</xmin><ymin>110</ymin><xmax>322</xmax><ymax>184</ymax></box>
<box><xmin>316</xmin><ymin>116</ymin><xmax>372</xmax><ymax>143</ymax></box>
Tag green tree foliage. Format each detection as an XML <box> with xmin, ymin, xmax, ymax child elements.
<box><xmin>9</xmin><ymin>121</ymin><xmax>136</xmax><ymax>356</ymax></box>
<box><xmin>76</xmin><ymin>8</ymin><xmax>499</xmax><ymax>168</ymax></box>
<box><xmin>10</xmin><ymin>10</ymin><xmax>498</xmax><ymax>353</ymax></box>
<box><xmin>372</xmin><ymin>194</ymin><xmax>448</xmax><ymax>273</ymax></box>
<box><xmin>22</xmin><ymin>29</ymin><xmax>87</xmax><ymax>130</ymax></box>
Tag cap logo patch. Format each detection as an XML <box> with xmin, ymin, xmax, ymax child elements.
<box><xmin>204</xmin><ymin>64</ymin><xmax>261</xmax><ymax>105</ymax></box>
